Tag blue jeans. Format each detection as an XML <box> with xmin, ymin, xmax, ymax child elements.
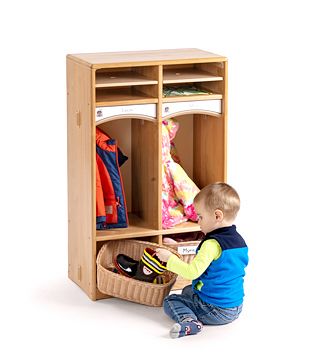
<box><xmin>163</xmin><ymin>285</ymin><xmax>243</xmax><ymax>325</ymax></box>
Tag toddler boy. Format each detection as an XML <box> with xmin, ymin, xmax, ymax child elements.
<box><xmin>156</xmin><ymin>182</ymin><xmax>249</xmax><ymax>339</ymax></box>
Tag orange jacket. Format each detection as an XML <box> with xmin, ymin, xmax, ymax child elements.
<box><xmin>96</xmin><ymin>127</ymin><xmax>128</xmax><ymax>229</ymax></box>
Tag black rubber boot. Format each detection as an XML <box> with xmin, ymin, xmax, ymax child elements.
<box><xmin>133</xmin><ymin>248</ymin><xmax>167</xmax><ymax>283</ymax></box>
<box><xmin>114</xmin><ymin>254</ymin><xmax>139</xmax><ymax>277</ymax></box>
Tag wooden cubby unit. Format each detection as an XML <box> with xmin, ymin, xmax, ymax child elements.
<box><xmin>67</xmin><ymin>49</ymin><xmax>228</xmax><ymax>300</ymax></box>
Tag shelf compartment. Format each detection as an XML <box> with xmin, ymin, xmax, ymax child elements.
<box><xmin>96</xmin><ymin>86</ymin><xmax>158</xmax><ymax>106</ymax></box>
<box><xmin>163</xmin><ymin>113</ymin><xmax>226</xmax><ymax>191</ymax></box>
<box><xmin>163</xmin><ymin>62</ymin><xmax>224</xmax><ymax>83</ymax></box>
<box><xmin>162</xmin><ymin>62</ymin><xmax>224</xmax><ymax>102</ymax></box>
<box><xmin>163</xmin><ymin>68</ymin><xmax>223</xmax><ymax>84</ymax></box>
<box><xmin>163</xmin><ymin>82</ymin><xmax>223</xmax><ymax>103</ymax></box>
<box><xmin>96</xmin><ymin>71</ymin><xmax>158</xmax><ymax>88</ymax></box>
<box><xmin>95</xmin><ymin>66</ymin><xmax>158</xmax><ymax>88</ymax></box>
<box><xmin>96</xmin><ymin>117</ymin><xmax>160</xmax><ymax>234</ymax></box>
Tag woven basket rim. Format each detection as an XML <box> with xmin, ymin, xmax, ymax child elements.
<box><xmin>97</xmin><ymin>239</ymin><xmax>181</xmax><ymax>263</ymax></box>
<box><xmin>164</xmin><ymin>240</ymin><xmax>201</xmax><ymax>246</ymax></box>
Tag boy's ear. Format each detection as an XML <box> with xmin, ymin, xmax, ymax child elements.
<box><xmin>214</xmin><ymin>209</ymin><xmax>224</xmax><ymax>222</ymax></box>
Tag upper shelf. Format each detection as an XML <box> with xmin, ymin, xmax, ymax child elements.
<box><xmin>163</xmin><ymin>68</ymin><xmax>223</xmax><ymax>84</ymax></box>
<box><xmin>96</xmin><ymin>71</ymin><xmax>158</xmax><ymax>88</ymax></box>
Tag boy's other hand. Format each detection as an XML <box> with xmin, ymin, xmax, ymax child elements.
<box><xmin>156</xmin><ymin>248</ymin><xmax>172</xmax><ymax>263</ymax></box>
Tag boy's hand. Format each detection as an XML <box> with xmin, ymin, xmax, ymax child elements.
<box><xmin>155</xmin><ymin>248</ymin><xmax>172</xmax><ymax>263</ymax></box>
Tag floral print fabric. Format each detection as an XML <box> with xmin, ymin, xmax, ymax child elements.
<box><xmin>162</xmin><ymin>119</ymin><xmax>199</xmax><ymax>229</ymax></box>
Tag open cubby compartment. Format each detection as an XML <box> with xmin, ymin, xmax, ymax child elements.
<box><xmin>95</xmin><ymin>66</ymin><xmax>159</xmax><ymax>106</ymax></box>
<box><xmin>96</xmin><ymin>85</ymin><xmax>158</xmax><ymax>106</ymax></box>
<box><xmin>96</xmin><ymin>117</ymin><xmax>161</xmax><ymax>241</ymax></box>
<box><xmin>163</xmin><ymin>63</ymin><xmax>225</xmax><ymax>100</ymax></box>
<box><xmin>95</xmin><ymin>66</ymin><xmax>159</xmax><ymax>87</ymax></box>
<box><xmin>163</xmin><ymin>113</ymin><xmax>226</xmax><ymax>190</ymax></box>
<box><xmin>193</xmin><ymin>62</ymin><xmax>225</xmax><ymax>96</ymax></box>
<box><xmin>163</xmin><ymin>62</ymin><xmax>224</xmax><ymax>83</ymax></box>
<box><xmin>162</xmin><ymin>82</ymin><xmax>223</xmax><ymax>102</ymax></box>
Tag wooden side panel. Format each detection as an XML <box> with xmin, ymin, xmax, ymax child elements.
<box><xmin>131</xmin><ymin>119</ymin><xmax>160</xmax><ymax>229</ymax></box>
<box><xmin>67</xmin><ymin>58</ymin><xmax>95</xmax><ymax>299</ymax></box>
<box><xmin>156</xmin><ymin>66</ymin><xmax>163</xmax><ymax>230</ymax></box>
<box><xmin>193</xmin><ymin>114</ymin><xmax>226</xmax><ymax>188</ymax></box>
<box><xmin>223</xmin><ymin>60</ymin><xmax>228</xmax><ymax>180</ymax></box>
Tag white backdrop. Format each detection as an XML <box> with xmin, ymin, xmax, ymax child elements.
<box><xmin>1</xmin><ymin>1</ymin><xmax>320</xmax><ymax>359</ymax></box>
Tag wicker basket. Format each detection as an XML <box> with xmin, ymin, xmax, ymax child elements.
<box><xmin>97</xmin><ymin>240</ymin><xmax>180</xmax><ymax>306</ymax></box>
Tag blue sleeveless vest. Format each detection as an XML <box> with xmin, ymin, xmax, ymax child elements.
<box><xmin>192</xmin><ymin>225</ymin><xmax>248</xmax><ymax>307</ymax></box>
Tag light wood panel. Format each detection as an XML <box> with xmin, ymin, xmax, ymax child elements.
<box><xmin>67</xmin><ymin>48</ymin><xmax>227</xmax><ymax>68</ymax></box>
<box><xmin>96</xmin><ymin>216</ymin><xmax>201</xmax><ymax>241</ymax></box>
<box><xmin>163</xmin><ymin>68</ymin><xmax>223</xmax><ymax>84</ymax></box>
<box><xmin>131</xmin><ymin>118</ymin><xmax>160</xmax><ymax>229</ymax></box>
<box><xmin>96</xmin><ymin>87</ymin><xmax>158</xmax><ymax>106</ymax></box>
<box><xmin>67</xmin><ymin>58</ymin><xmax>95</xmax><ymax>299</ymax></box>
<box><xmin>196</xmin><ymin>62</ymin><xmax>225</xmax><ymax>77</ymax></box>
<box><xmin>96</xmin><ymin>71</ymin><xmax>157</xmax><ymax>87</ymax></box>
<box><xmin>193</xmin><ymin>114</ymin><xmax>226</xmax><ymax>187</ymax></box>
<box><xmin>96</xmin><ymin>214</ymin><xmax>159</xmax><ymax>241</ymax></box>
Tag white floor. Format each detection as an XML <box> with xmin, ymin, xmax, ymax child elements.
<box><xmin>2</xmin><ymin>263</ymin><xmax>318</xmax><ymax>360</ymax></box>
<box><xmin>1</xmin><ymin>200</ymin><xmax>320</xmax><ymax>359</ymax></box>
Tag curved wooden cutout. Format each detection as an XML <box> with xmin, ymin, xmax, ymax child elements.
<box><xmin>96</xmin><ymin>114</ymin><xmax>157</xmax><ymax>125</ymax></box>
<box><xmin>162</xmin><ymin>109</ymin><xmax>221</xmax><ymax>120</ymax></box>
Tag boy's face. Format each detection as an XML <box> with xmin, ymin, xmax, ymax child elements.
<box><xmin>194</xmin><ymin>200</ymin><xmax>218</xmax><ymax>234</ymax></box>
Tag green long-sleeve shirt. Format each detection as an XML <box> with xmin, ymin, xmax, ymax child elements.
<box><xmin>167</xmin><ymin>239</ymin><xmax>222</xmax><ymax>280</ymax></box>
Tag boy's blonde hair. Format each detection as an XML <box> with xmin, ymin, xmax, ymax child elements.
<box><xmin>194</xmin><ymin>182</ymin><xmax>240</xmax><ymax>221</ymax></box>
